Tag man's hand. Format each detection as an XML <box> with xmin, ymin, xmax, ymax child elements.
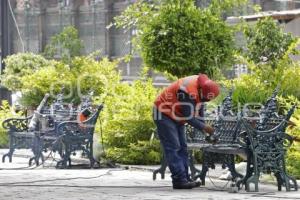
<box><xmin>203</xmin><ymin>125</ymin><xmax>214</xmax><ymax>135</ymax></box>
<box><xmin>203</xmin><ymin>125</ymin><xmax>219</xmax><ymax>144</ymax></box>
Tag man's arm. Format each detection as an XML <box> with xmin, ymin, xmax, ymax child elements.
<box><xmin>177</xmin><ymin>90</ymin><xmax>214</xmax><ymax>134</ymax></box>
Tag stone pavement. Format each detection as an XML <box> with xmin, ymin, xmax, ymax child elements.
<box><xmin>0</xmin><ymin>149</ymin><xmax>299</xmax><ymax>200</ymax></box>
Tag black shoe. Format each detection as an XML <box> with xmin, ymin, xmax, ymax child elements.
<box><xmin>190</xmin><ymin>181</ymin><xmax>201</xmax><ymax>188</ymax></box>
<box><xmin>173</xmin><ymin>182</ymin><xmax>195</xmax><ymax>189</ymax></box>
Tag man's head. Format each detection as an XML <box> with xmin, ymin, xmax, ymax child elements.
<box><xmin>197</xmin><ymin>74</ymin><xmax>220</xmax><ymax>102</ymax></box>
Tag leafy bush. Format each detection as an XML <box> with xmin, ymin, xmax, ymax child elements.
<box><xmin>101</xmin><ymin>79</ymin><xmax>161</xmax><ymax>164</ymax></box>
<box><xmin>20</xmin><ymin>62</ymin><xmax>72</xmax><ymax>106</ymax></box>
<box><xmin>0</xmin><ymin>53</ymin><xmax>52</xmax><ymax>91</ymax></box>
<box><xmin>105</xmin><ymin>140</ymin><xmax>161</xmax><ymax>165</ymax></box>
<box><xmin>0</xmin><ymin>101</ymin><xmax>20</xmax><ymax>148</ymax></box>
<box><xmin>20</xmin><ymin>56</ymin><xmax>120</xmax><ymax>107</ymax></box>
<box><xmin>220</xmin><ymin>73</ymin><xmax>272</xmax><ymax>110</ymax></box>
<box><xmin>271</xmin><ymin>60</ymin><xmax>300</xmax><ymax>99</ymax></box>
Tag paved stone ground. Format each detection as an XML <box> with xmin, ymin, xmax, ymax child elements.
<box><xmin>0</xmin><ymin>149</ymin><xmax>299</xmax><ymax>200</ymax></box>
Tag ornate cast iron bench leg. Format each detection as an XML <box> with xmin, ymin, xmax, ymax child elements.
<box><xmin>275</xmin><ymin>171</ymin><xmax>299</xmax><ymax>191</ymax></box>
<box><xmin>2</xmin><ymin>150</ymin><xmax>14</xmax><ymax>163</ymax></box>
<box><xmin>2</xmin><ymin>133</ymin><xmax>15</xmax><ymax>163</ymax></box>
<box><xmin>56</xmin><ymin>142</ymin><xmax>70</xmax><ymax>169</ymax></box>
<box><xmin>194</xmin><ymin>151</ymin><xmax>210</xmax><ymax>185</ymax></box>
<box><xmin>225</xmin><ymin>154</ymin><xmax>244</xmax><ymax>182</ymax></box>
<box><xmin>198</xmin><ymin>163</ymin><xmax>209</xmax><ymax>185</ymax></box>
<box><xmin>284</xmin><ymin>174</ymin><xmax>298</xmax><ymax>191</ymax></box>
<box><xmin>245</xmin><ymin>174</ymin><xmax>259</xmax><ymax>192</ymax></box>
<box><xmin>281</xmin><ymin>157</ymin><xmax>298</xmax><ymax>191</ymax></box>
<box><xmin>188</xmin><ymin>150</ymin><xmax>202</xmax><ymax>181</ymax></box>
<box><xmin>153</xmin><ymin>154</ymin><xmax>168</xmax><ymax>180</ymax></box>
<box><xmin>84</xmin><ymin>139</ymin><xmax>98</xmax><ymax>168</ymax></box>
<box><xmin>245</xmin><ymin>153</ymin><xmax>259</xmax><ymax>192</ymax></box>
<box><xmin>237</xmin><ymin>153</ymin><xmax>254</xmax><ymax>191</ymax></box>
<box><xmin>29</xmin><ymin>153</ymin><xmax>45</xmax><ymax>166</ymax></box>
<box><xmin>29</xmin><ymin>135</ymin><xmax>45</xmax><ymax>166</ymax></box>
<box><xmin>88</xmin><ymin>140</ymin><xmax>94</xmax><ymax>168</ymax></box>
<box><xmin>275</xmin><ymin>172</ymin><xmax>284</xmax><ymax>191</ymax></box>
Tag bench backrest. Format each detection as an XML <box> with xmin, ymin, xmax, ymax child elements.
<box><xmin>214</xmin><ymin>117</ymin><xmax>242</xmax><ymax>144</ymax></box>
<box><xmin>56</xmin><ymin>104</ymin><xmax>104</xmax><ymax>136</ymax></box>
<box><xmin>185</xmin><ymin>90</ymin><xmax>240</xmax><ymax>144</ymax></box>
<box><xmin>38</xmin><ymin>92</ymin><xmax>95</xmax><ymax>132</ymax></box>
<box><xmin>185</xmin><ymin>117</ymin><xmax>243</xmax><ymax>144</ymax></box>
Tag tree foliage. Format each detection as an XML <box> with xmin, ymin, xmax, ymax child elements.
<box><xmin>208</xmin><ymin>0</ymin><xmax>249</xmax><ymax>16</ymax></box>
<box><xmin>140</xmin><ymin>1</ymin><xmax>235</xmax><ymax>77</ymax></box>
<box><xmin>114</xmin><ymin>0</ymin><xmax>248</xmax><ymax>78</ymax></box>
<box><xmin>43</xmin><ymin>26</ymin><xmax>84</xmax><ymax>63</ymax></box>
<box><xmin>244</xmin><ymin>17</ymin><xmax>297</xmax><ymax>68</ymax></box>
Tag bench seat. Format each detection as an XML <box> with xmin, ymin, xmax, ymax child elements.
<box><xmin>192</xmin><ymin>144</ymin><xmax>246</xmax><ymax>155</ymax></box>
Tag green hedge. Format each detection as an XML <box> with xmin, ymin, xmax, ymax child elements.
<box><xmin>100</xmin><ymin>79</ymin><xmax>161</xmax><ymax>164</ymax></box>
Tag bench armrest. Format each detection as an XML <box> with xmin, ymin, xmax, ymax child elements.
<box><xmin>2</xmin><ymin>116</ymin><xmax>33</xmax><ymax>131</ymax></box>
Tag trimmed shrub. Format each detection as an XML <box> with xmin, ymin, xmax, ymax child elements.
<box><xmin>101</xmin><ymin>79</ymin><xmax>161</xmax><ymax>164</ymax></box>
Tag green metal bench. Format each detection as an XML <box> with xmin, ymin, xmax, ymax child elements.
<box><xmin>55</xmin><ymin>104</ymin><xmax>103</xmax><ymax>169</ymax></box>
<box><xmin>237</xmin><ymin>105</ymin><xmax>298</xmax><ymax>192</ymax></box>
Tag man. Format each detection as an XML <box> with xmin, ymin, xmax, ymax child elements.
<box><xmin>153</xmin><ymin>74</ymin><xmax>220</xmax><ymax>189</ymax></box>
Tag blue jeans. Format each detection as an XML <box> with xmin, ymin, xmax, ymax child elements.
<box><xmin>153</xmin><ymin>108</ymin><xmax>189</xmax><ymax>184</ymax></box>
